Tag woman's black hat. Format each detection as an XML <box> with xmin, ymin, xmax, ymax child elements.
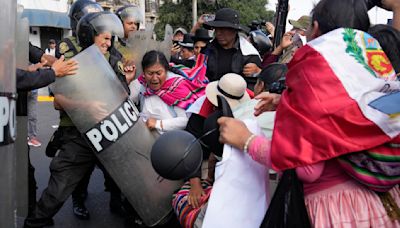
<box><xmin>191</xmin><ymin>28</ymin><xmax>212</xmax><ymax>42</ymax></box>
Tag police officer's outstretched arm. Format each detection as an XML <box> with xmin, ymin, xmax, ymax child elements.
<box><xmin>16</xmin><ymin>56</ymin><xmax>77</xmax><ymax>91</ymax></box>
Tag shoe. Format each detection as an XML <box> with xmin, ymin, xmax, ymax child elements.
<box><xmin>72</xmin><ymin>197</ymin><xmax>90</xmax><ymax>220</ymax></box>
<box><xmin>28</xmin><ymin>137</ymin><xmax>42</xmax><ymax>147</ymax></box>
<box><xmin>24</xmin><ymin>217</ymin><xmax>54</xmax><ymax>228</ymax></box>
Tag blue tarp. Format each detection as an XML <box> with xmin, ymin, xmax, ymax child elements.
<box><xmin>21</xmin><ymin>9</ymin><xmax>70</xmax><ymax>29</ymax></box>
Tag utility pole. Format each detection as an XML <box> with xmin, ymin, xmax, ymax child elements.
<box><xmin>192</xmin><ymin>0</ymin><xmax>197</xmax><ymax>27</ymax></box>
<box><xmin>139</xmin><ymin>0</ymin><xmax>146</xmax><ymax>28</ymax></box>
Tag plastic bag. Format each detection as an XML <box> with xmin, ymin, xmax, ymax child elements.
<box><xmin>260</xmin><ymin>169</ymin><xmax>311</xmax><ymax>228</ymax></box>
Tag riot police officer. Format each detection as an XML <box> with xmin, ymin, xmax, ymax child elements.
<box><xmin>55</xmin><ymin>0</ymin><xmax>103</xmax><ymax>59</ymax></box>
<box><xmin>24</xmin><ymin>11</ymin><xmax>134</xmax><ymax>228</ymax></box>
<box><xmin>114</xmin><ymin>4</ymin><xmax>143</xmax><ymax>63</ymax></box>
<box><xmin>51</xmin><ymin>0</ymin><xmax>104</xmax><ymax>220</ymax></box>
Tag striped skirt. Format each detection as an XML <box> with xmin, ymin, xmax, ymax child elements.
<box><xmin>172</xmin><ymin>180</ymin><xmax>213</xmax><ymax>228</ymax></box>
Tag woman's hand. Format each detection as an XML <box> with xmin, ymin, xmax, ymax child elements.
<box><xmin>254</xmin><ymin>92</ymin><xmax>281</xmax><ymax>116</ymax></box>
<box><xmin>188</xmin><ymin>178</ymin><xmax>205</xmax><ymax>208</ymax></box>
<box><xmin>171</xmin><ymin>44</ymin><xmax>181</xmax><ymax>56</ymax></box>
<box><xmin>217</xmin><ymin>117</ymin><xmax>252</xmax><ymax>150</ymax></box>
<box><xmin>146</xmin><ymin>117</ymin><xmax>157</xmax><ymax>130</ymax></box>
<box><xmin>124</xmin><ymin>64</ymin><xmax>136</xmax><ymax>84</ymax></box>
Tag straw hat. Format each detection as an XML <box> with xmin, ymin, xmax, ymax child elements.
<box><xmin>205</xmin><ymin>73</ymin><xmax>250</xmax><ymax>108</ymax></box>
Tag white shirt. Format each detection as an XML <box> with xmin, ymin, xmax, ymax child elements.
<box><xmin>45</xmin><ymin>48</ymin><xmax>55</xmax><ymax>56</ymax></box>
<box><xmin>129</xmin><ymin>72</ymin><xmax>189</xmax><ymax>134</ymax></box>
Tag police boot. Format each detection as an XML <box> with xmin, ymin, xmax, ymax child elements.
<box><xmin>24</xmin><ymin>217</ymin><xmax>54</xmax><ymax>228</ymax></box>
<box><xmin>72</xmin><ymin>195</ymin><xmax>90</xmax><ymax>220</ymax></box>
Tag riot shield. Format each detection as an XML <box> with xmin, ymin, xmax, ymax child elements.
<box><xmin>127</xmin><ymin>26</ymin><xmax>153</xmax><ymax>78</ymax></box>
<box><xmin>16</xmin><ymin>4</ymin><xmax>29</xmax><ymax>70</ymax></box>
<box><xmin>50</xmin><ymin>45</ymin><xmax>182</xmax><ymax>226</ymax></box>
<box><xmin>127</xmin><ymin>24</ymin><xmax>173</xmax><ymax>78</ymax></box>
<box><xmin>0</xmin><ymin>0</ymin><xmax>17</xmax><ymax>227</ymax></box>
<box><xmin>15</xmin><ymin>5</ymin><xmax>30</xmax><ymax>217</ymax></box>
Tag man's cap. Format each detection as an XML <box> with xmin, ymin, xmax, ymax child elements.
<box><xmin>49</xmin><ymin>39</ymin><xmax>56</xmax><ymax>44</ymax></box>
<box><xmin>174</xmin><ymin>27</ymin><xmax>187</xmax><ymax>35</ymax></box>
<box><xmin>203</xmin><ymin>8</ymin><xmax>248</xmax><ymax>32</ymax></box>
<box><xmin>288</xmin><ymin>15</ymin><xmax>311</xmax><ymax>31</ymax></box>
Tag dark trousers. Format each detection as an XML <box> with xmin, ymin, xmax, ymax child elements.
<box><xmin>72</xmin><ymin>157</ymin><xmax>121</xmax><ymax>200</ymax></box>
<box><xmin>29</xmin><ymin>127</ymin><xmax>118</xmax><ymax>220</ymax></box>
<box><xmin>28</xmin><ymin>150</ymin><xmax>37</xmax><ymax>217</ymax></box>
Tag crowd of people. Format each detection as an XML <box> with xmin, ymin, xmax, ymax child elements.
<box><xmin>18</xmin><ymin>0</ymin><xmax>400</xmax><ymax>227</ymax></box>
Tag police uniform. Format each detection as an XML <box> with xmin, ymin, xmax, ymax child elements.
<box><xmin>25</xmin><ymin>41</ymin><xmax>129</xmax><ymax>227</ymax></box>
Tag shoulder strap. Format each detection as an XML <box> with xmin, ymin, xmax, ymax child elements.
<box><xmin>63</xmin><ymin>38</ymin><xmax>79</xmax><ymax>56</ymax></box>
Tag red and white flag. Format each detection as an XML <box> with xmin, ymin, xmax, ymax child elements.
<box><xmin>271</xmin><ymin>28</ymin><xmax>400</xmax><ymax>171</ymax></box>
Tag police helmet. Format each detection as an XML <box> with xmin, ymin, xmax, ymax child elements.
<box><xmin>69</xmin><ymin>0</ymin><xmax>103</xmax><ymax>33</ymax></box>
<box><xmin>115</xmin><ymin>4</ymin><xmax>143</xmax><ymax>24</ymax></box>
<box><xmin>151</xmin><ymin>130</ymin><xmax>203</xmax><ymax>180</ymax></box>
<box><xmin>249</xmin><ymin>30</ymin><xmax>273</xmax><ymax>56</ymax></box>
<box><xmin>77</xmin><ymin>11</ymin><xmax>124</xmax><ymax>49</ymax></box>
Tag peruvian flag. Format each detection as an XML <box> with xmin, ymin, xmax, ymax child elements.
<box><xmin>271</xmin><ymin>28</ymin><xmax>400</xmax><ymax>171</ymax></box>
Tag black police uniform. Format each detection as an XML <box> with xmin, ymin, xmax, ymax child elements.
<box><xmin>24</xmin><ymin>41</ymin><xmax>129</xmax><ymax>227</ymax></box>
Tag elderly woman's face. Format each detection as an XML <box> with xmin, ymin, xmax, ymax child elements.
<box><xmin>144</xmin><ymin>62</ymin><xmax>167</xmax><ymax>91</ymax></box>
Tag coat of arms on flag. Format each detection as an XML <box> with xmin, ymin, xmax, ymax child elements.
<box><xmin>270</xmin><ymin>28</ymin><xmax>400</xmax><ymax>171</ymax></box>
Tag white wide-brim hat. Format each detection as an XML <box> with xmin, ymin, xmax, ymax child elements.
<box><xmin>205</xmin><ymin>73</ymin><xmax>250</xmax><ymax>109</ymax></box>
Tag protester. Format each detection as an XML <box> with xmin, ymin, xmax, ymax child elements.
<box><xmin>170</xmin><ymin>34</ymin><xmax>196</xmax><ymax>68</ymax></box>
<box><xmin>218</xmin><ymin>0</ymin><xmax>400</xmax><ymax>227</ymax></box>
<box><xmin>202</xmin><ymin>8</ymin><xmax>262</xmax><ymax>90</ymax></box>
<box><xmin>173</xmin><ymin>27</ymin><xmax>187</xmax><ymax>42</ymax></box>
<box><xmin>171</xmin><ymin>27</ymin><xmax>187</xmax><ymax>60</ymax></box>
<box><xmin>253</xmin><ymin>63</ymin><xmax>287</xmax><ymax>96</ymax></box>
<box><xmin>191</xmin><ymin>28</ymin><xmax>212</xmax><ymax>57</ymax></box>
<box><xmin>173</xmin><ymin>73</ymin><xmax>252</xmax><ymax>228</ymax></box>
<box><xmin>130</xmin><ymin>50</ymin><xmax>204</xmax><ymax>134</ymax></box>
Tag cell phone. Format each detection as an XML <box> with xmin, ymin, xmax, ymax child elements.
<box><xmin>203</xmin><ymin>14</ymin><xmax>215</xmax><ymax>22</ymax></box>
<box><xmin>173</xmin><ymin>40</ymin><xmax>180</xmax><ymax>45</ymax></box>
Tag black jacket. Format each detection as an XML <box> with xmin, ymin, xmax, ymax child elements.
<box><xmin>205</xmin><ymin>36</ymin><xmax>261</xmax><ymax>89</ymax></box>
<box><xmin>16</xmin><ymin>68</ymin><xmax>55</xmax><ymax>91</ymax></box>
<box><xmin>29</xmin><ymin>42</ymin><xmax>44</xmax><ymax>64</ymax></box>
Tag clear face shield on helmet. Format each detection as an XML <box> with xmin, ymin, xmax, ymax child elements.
<box><xmin>117</xmin><ymin>6</ymin><xmax>143</xmax><ymax>24</ymax></box>
<box><xmin>90</xmin><ymin>13</ymin><xmax>125</xmax><ymax>39</ymax></box>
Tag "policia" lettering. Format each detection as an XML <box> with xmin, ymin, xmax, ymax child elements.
<box><xmin>0</xmin><ymin>95</ymin><xmax>16</xmax><ymax>145</ymax></box>
<box><xmin>85</xmin><ymin>99</ymin><xmax>139</xmax><ymax>152</ymax></box>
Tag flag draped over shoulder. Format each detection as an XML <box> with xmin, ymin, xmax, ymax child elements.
<box><xmin>271</xmin><ymin>28</ymin><xmax>400</xmax><ymax>171</ymax></box>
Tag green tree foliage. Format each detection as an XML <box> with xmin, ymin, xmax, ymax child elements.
<box><xmin>154</xmin><ymin>0</ymin><xmax>275</xmax><ymax>39</ymax></box>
